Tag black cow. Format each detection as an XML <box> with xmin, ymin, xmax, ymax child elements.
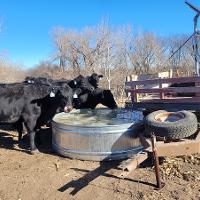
<box><xmin>24</xmin><ymin>76</ymin><xmax>53</xmax><ymax>85</ymax></box>
<box><xmin>48</xmin><ymin>74</ymin><xmax>116</xmax><ymax>110</ymax></box>
<box><xmin>73</xmin><ymin>73</ymin><xmax>103</xmax><ymax>92</ymax></box>
<box><xmin>74</xmin><ymin>88</ymin><xmax>118</xmax><ymax>109</ymax></box>
<box><xmin>28</xmin><ymin>73</ymin><xmax>103</xmax><ymax>97</ymax></box>
<box><xmin>87</xmin><ymin>73</ymin><xmax>103</xmax><ymax>88</ymax></box>
<box><xmin>78</xmin><ymin>73</ymin><xmax>103</xmax><ymax>92</ymax></box>
<box><xmin>59</xmin><ymin>73</ymin><xmax>103</xmax><ymax>95</ymax></box>
<box><xmin>0</xmin><ymin>81</ymin><xmax>73</xmax><ymax>154</ymax></box>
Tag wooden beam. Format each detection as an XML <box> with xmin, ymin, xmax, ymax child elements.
<box><xmin>125</xmin><ymin>76</ymin><xmax>200</xmax><ymax>87</ymax></box>
<box><xmin>125</xmin><ymin>101</ymin><xmax>200</xmax><ymax>110</ymax></box>
<box><xmin>141</xmin><ymin>97</ymin><xmax>200</xmax><ymax>103</ymax></box>
<box><xmin>156</xmin><ymin>133</ymin><xmax>200</xmax><ymax>157</ymax></box>
<box><xmin>126</xmin><ymin>87</ymin><xmax>200</xmax><ymax>94</ymax></box>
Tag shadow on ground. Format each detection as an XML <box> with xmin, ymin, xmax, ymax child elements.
<box><xmin>58</xmin><ymin>157</ymin><xmax>155</xmax><ymax>196</ymax></box>
<box><xmin>0</xmin><ymin>123</ymin><xmax>156</xmax><ymax>195</ymax></box>
<box><xmin>0</xmin><ymin>124</ymin><xmax>55</xmax><ymax>155</ymax></box>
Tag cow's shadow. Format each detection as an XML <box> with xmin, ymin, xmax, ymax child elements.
<box><xmin>0</xmin><ymin>123</ymin><xmax>30</xmax><ymax>154</ymax></box>
<box><xmin>0</xmin><ymin>123</ymin><xmax>54</xmax><ymax>155</ymax></box>
<box><xmin>0</xmin><ymin>123</ymin><xmax>156</xmax><ymax>195</ymax></box>
<box><xmin>57</xmin><ymin>158</ymin><xmax>154</xmax><ymax>196</ymax></box>
<box><xmin>58</xmin><ymin>160</ymin><xmax>121</xmax><ymax>195</ymax></box>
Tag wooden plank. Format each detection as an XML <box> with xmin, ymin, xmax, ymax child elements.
<box><xmin>125</xmin><ymin>76</ymin><xmax>200</xmax><ymax>87</ymax></box>
<box><xmin>140</xmin><ymin>133</ymin><xmax>200</xmax><ymax>158</ymax></box>
<box><xmin>195</xmin><ymin>82</ymin><xmax>200</xmax><ymax>97</ymax></box>
<box><xmin>141</xmin><ymin>97</ymin><xmax>200</xmax><ymax>103</ymax></box>
<box><xmin>125</xmin><ymin>101</ymin><xmax>200</xmax><ymax>110</ymax></box>
<box><xmin>126</xmin><ymin>87</ymin><xmax>200</xmax><ymax>94</ymax></box>
<box><xmin>156</xmin><ymin>139</ymin><xmax>200</xmax><ymax>156</ymax></box>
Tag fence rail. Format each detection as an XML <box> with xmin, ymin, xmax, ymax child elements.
<box><xmin>125</xmin><ymin>75</ymin><xmax>200</xmax><ymax>110</ymax></box>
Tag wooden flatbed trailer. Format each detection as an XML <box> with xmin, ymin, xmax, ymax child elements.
<box><xmin>125</xmin><ymin>76</ymin><xmax>200</xmax><ymax>110</ymax></box>
<box><xmin>120</xmin><ymin>75</ymin><xmax>200</xmax><ymax>189</ymax></box>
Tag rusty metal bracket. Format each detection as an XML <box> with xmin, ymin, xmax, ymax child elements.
<box><xmin>151</xmin><ymin>134</ymin><xmax>165</xmax><ymax>189</ymax></box>
<box><xmin>118</xmin><ymin>151</ymin><xmax>148</xmax><ymax>178</ymax></box>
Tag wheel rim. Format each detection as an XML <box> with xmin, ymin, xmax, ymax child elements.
<box><xmin>155</xmin><ymin>112</ymin><xmax>185</xmax><ymax>123</ymax></box>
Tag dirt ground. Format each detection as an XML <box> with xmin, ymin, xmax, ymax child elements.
<box><xmin>0</xmin><ymin>125</ymin><xmax>200</xmax><ymax>200</ymax></box>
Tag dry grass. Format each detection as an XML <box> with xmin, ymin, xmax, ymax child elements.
<box><xmin>0</xmin><ymin>59</ymin><xmax>27</xmax><ymax>83</ymax></box>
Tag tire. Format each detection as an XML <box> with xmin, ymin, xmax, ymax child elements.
<box><xmin>144</xmin><ymin>110</ymin><xmax>198</xmax><ymax>139</ymax></box>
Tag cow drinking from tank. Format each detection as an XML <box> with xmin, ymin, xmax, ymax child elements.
<box><xmin>9</xmin><ymin>73</ymin><xmax>117</xmax><ymax>153</ymax></box>
<box><xmin>0</xmin><ymin>80</ymin><xmax>74</xmax><ymax>154</ymax></box>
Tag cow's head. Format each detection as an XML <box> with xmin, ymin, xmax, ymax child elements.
<box><xmin>88</xmin><ymin>73</ymin><xmax>103</xmax><ymax>88</ymax></box>
<box><xmin>24</xmin><ymin>76</ymin><xmax>53</xmax><ymax>85</ymax></box>
<box><xmin>72</xmin><ymin>75</ymin><xmax>95</xmax><ymax>93</ymax></box>
<box><xmin>24</xmin><ymin>76</ymin><xmax>35</xmax><ymax>84</ymax></box>
<box><xmin>52</xmin><ymin>83</ymin><xmax>74</xmax><ymax>113</ymax></box>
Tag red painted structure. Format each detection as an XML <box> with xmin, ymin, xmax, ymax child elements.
<box><xmin>125</xmin><ymin>76</ymin><xmax>200</xmax><ymax>110</ymax></box>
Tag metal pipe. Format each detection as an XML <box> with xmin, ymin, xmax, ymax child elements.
<box><xmin>194</xmin><ymin>14</ymin><xmax>200</xmax><ymax>76</ymax></box>
<box><xmin>185</xmin><ymin>1</ymin><xmax>200</xmax><ymax>76</ymax></box>
<box><xmin>185</xmin><ymin>1</ymin><xmax>200</xmax><ymax>14</ymax></box>
<box><xmin>151</xmin><ymin>134</ymin><xmax>163</xmax><ymax>189</ymax></box>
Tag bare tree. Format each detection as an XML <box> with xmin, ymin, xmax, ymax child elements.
<box><xmin>126</xmin><ymin>31</ymin><xmax>164</xmax><ymax>75</ymax></box>
<box><xmin>165</xmin><ymin>34</ymin><xmax>194</xmax><ymax>76</ymax></box>
<box><xmin>50</xmin><ymin>21</ymin><xmax>197</xmax><ymax>102</ymax></box>
<box><xmin>51</xmin><ymin>27</ymin><xmax>67</xmax><ymax>71</ymax></box>
<box><xmin>51</xmin><ymin>19</ymin><xmax>119</xmax><ymax>86</ymax></box>
<box><xmin>51</xmin><ymin>28</ymin><xmax>82</xmax><ymax>74</ymax></box>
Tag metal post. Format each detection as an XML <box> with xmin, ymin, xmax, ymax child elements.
<box><xmin>185</xmin><ymin>1</ymin><xmax>200</xmax><ymax>76</ymax></box>
<box><xmin>194</xmin><ymin>14</ymin><xmax>200</xmax><ymax>76</ymax></box>
<box><xmin>151</xmin><ymin>134</ymin><xmax>164</xmax><ymax>189</ymax></box>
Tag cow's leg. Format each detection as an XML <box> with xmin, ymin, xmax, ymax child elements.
<box><xmin>18</xmin><ymin>124</ymin><xmax>23</xmax><ymax>141</ymax></box>
<box><xmin>22</xmin><ymin>124</ymin><xmax>37</xmax><ymax>153</ymax></box>
<box><xmin>22</xmin><ymin>104</ymin><xmax>41</xmax><ymax>154</ymax></box>
<box><xmin>29</xmin><ymin>131</ymin><xmax>38</xmax><ymax>154</ymax></box>
<box><xmin>14</xmin><ymin>120</ymin><xmax>23</xmax><ymax>141</ymax></box>
<box><xmin>14</xmin><ymin>119</ymin><xmax>26</xmax><ymax>141</ymax></box>
<box><xmin>23</xmin><ymin>115</ymin><xmax>40</xmax><ymax>154</ymax></box>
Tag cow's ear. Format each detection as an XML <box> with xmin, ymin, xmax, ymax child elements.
<box><xmin>28</xmin><ymin>80</ymin><xmax>34</xmax><ymax>84</ymax></box>
<box><xmin>98</xmin><ymin>75</ymin><xmax>103</xmax><ymax>79</ymax></box>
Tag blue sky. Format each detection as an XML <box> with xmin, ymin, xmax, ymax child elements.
<box><xmin>0</xmin><ymin>0</ymin><xmax>200</xmax><ymax>68</ymax></box>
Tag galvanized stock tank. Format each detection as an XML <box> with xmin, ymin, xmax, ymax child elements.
<box><xmin>52</xmin><ymin>109</ymin><xmax>143</xmax><ymax>161</ymax></box>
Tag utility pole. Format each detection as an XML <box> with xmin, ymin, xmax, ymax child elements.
<box><xmin>185</xmin><ymin>1</ymin><xmax>200</xmax><ymax>76</ymax></box>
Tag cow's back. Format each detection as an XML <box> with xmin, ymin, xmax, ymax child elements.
<box><xmin>0</xmin><ymin>84</ymin><xmax>25</xmax><ymax>122</ymax></box>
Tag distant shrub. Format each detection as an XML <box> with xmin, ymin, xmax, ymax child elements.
<box><xmin>0</xmin><ymin>57</ymin><xmax>27</xmax><ymax>83</ymax></box>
